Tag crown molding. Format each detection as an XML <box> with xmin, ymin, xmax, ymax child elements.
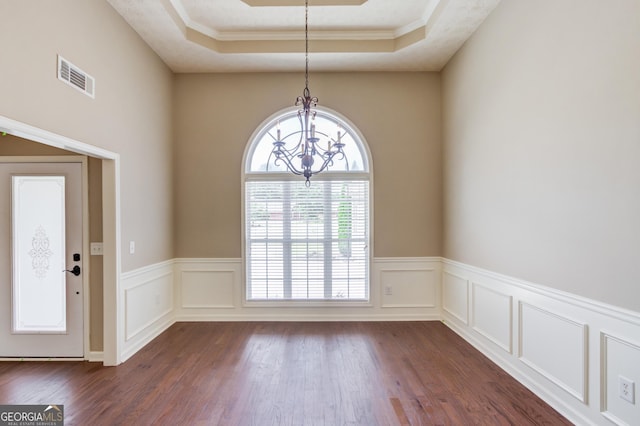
<box><xmin>165</xmin><ymin>0</ymin><xmax>436</xmax><ymax>53</ymax></box>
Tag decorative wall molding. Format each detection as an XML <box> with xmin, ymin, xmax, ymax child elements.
<box><xmin>471</xmin><ymin>281</ymin><xmax>512</xmax><ymax>353</ymax></box>
<box><xmin>600</xmin><ymin>332</ymin><xmax>640</xmax><ymax>425</ymax></box>
<box><xmin>114</xmin><ymin>257</ymin><xmax>640</xmax><ymax>426</ymax></box>
<box><xmin>374</xmin><ymin>258</ymin><xmax>440</xmax><ymax>310</ymax></box>
<box><xmin>442</xmin><ymin>270</ymin><xmax>468</xmax><ymax>324</ymax></box>
<box><xmin>518</xmin><ymin>302</ymin><xmax>588</xmax><ymax>403</ymax></box>
<box><xmin>181</xmin><ymin>270</ymin><xmax>235</xmax><ymax>308</ymax></box>
<box><xmin>120</xmin><ymin>260</ymin><xmax>175</xmax><ymax>362</ymax></box>
<box><xmin>441</xmin><ymin>259</ymin><xmax>640</xmax><ymax>426</ymax></box>
<box><xmin>174</xmin><ymin>257</ymin><xmax>441</xmax><ymax>321</ymax></box>
<box><xmin>124</xmin><ymin>271</ymin><xmax>173</xmax><ymax>340</ymax></box>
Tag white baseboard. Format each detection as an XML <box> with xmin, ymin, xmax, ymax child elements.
<box><xmin>86</xmin><ymin>351</ymin><xmax>104</xmax><ymax>362</ymax></box>
<box><xmin>120</xmin><ymin>316</ymin><xmax>174</xmax><ymax>363</ymax></box>
<box><xmin>177</xmin><ymin>312</ymin><xmax>442</xmax><ymax>322</ymax></box>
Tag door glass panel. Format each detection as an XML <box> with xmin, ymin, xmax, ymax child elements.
<box><xmin>12</xmin><ymin>176</ymin><xmax>66</xmax><ymax>333</ymax></box>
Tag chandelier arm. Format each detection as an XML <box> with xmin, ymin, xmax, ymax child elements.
<box><xmin>340</xmin><ymin>152</ymin><xmax>351</xmax><ymax>171</ymax></box>
<box><xmin>318</xmin><ymin>147</ymin><xmax>345</xmax><ymax>171</ymax></box>
<box><xmin>273</xmin><ymin>153</ymin><xmax>306</xmax><ymax>176</ymax></box>
<box><xmin>266</xmin><ymin>151</ymin><xmax>278</xmax><ymax>171</ymax></box>
<box><xmin>315</xmin><ymin>153</ymin><xmax>339</xmax><ymax>175</ymax></box>
<box><xmin>276</xmin><ymin>139</ymin><xmax>304</xmax><ymax>157</ymax></box>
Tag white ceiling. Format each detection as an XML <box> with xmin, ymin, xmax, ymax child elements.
<box><xmin>107</xmin><ymin>0</ymin><xmax>501</xmax><ymax>73</ymax></box>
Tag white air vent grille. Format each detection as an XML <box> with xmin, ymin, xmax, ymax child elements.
<box><xmin>57</xmin><ymin>55</ymin><xmax>95</xmax><ymax>98</ymax></box>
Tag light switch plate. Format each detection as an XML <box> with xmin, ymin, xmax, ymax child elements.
<box><xmin>90</xmin><ymin>242</ymin><xmax>103</xmax><ymax>256</ymax></box>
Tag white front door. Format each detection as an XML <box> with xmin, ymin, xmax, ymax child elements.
<box><xmin>0</xmin><ymin>160</ymin><xmax>84</xmax><ymax>357</ymax></box>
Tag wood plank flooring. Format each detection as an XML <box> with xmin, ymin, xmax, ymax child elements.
<box><xmin>0</xmin><ymin>322</ymin><xmax>571</xmax><ymax>425</ymax></box>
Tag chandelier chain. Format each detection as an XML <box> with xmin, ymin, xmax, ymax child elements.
<box><xmin>305</xmin><ymin>0</ymin><xmax>309</xmax><ymax>92</ymax></box>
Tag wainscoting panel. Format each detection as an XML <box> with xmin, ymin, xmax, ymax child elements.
<box><xmin>121</xmin><ymin>260</ymin><xmax>175</xmax><ymax>362</ymax></box>
<box><xmin>441</xmin><ymin>259</ymin><xmax>640</xmax><ymax>426</ymax></box>
<box><xmin>519</xmin><ymin>302</ymin><xmax>588</xmax><ymax>403</ymax></box>
<box><xmin>377</xmin><ymin>262</ymin><xmax>438</xmax><ymax>308</ymax></box>
<box><xmin>471</xmin><ymin>281</ymin><xmax>512</xmax><ymax>353</ymax></box>
<box><xmin>601</xmin><ymin>333</ymin><xmax>640</xmax><ymax>426</ymax></box>
<box><xmin>175</xmin><ymin>259</ymin><xmax>242</xmax><ymax>319</ymax></box>
<box><xmin>181</xmin><ymin>270</ymin><xmax>235</xmax><ymax>308</ymax></box>
<box><xmin>442</xmin><ymin>271</ymin><xmax>469</xmax><ymax>325</ymax></box>
<box><xmin>175</xmin><ymin>257</ymin><xmax>441</xmax><ymax>321</ymax></box>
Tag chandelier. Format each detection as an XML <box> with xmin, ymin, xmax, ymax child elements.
<box><xmin>271</xmin><ymin>0</ymin><xmax>346</xmax><ymax>186</ymax></box>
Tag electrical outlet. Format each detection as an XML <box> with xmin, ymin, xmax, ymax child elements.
<box><xmin>384</xmin><ymin>285</ymin><xmax>393</xmax><ymax>296</ymax></box>
<box><xmin>619</xmin><ymin>376</ymin><xmax>635</xmax><ymax>404</ymax></box>
<box><xmin>129</xmin><ymin>241</ymin><xmax>135</xmax><ymax>254</ymax></box>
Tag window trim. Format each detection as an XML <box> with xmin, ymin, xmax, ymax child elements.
<box><xmin>241</xmin><ymin>106</ymin><xmax>374</xmax><ymax>307</ymax></box>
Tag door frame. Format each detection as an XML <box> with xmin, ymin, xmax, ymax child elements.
<box><xmin>0</xmin><ymin>115</ymin><xmax>122</xmax><ymax>365</ymax></box>
<box><xmin>1</xmin><ymin>156</ymin><xmax>88</xmax><ymax>357</ymax></box>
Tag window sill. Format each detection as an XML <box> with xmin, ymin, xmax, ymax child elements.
<box><xmin>242</xmin><ymin>299</ymin><xmax>372</xmax><ymax>309</ymax></box>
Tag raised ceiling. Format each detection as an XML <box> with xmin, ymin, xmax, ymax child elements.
<box><xmin>107</xmin><ymin>0</ymin><xmax>501</xmax><ymax>73</ymax></box>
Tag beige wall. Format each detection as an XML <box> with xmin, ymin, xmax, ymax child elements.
<box><xmin>88</xmin><ymin>157</ymin><xmax>104</xmax><ymax>351</ymax></box>
<box><xmin>0</xmin><ymin>0</ymin><xmax>174</xmax><ymax>273</ymax></box>
<box><xmin>0</xmin><ymin>135</ymin><xmax>74</xmax><ymax>156</ymax></box>
<box><xmin>173</xmin><ymin>72</ymin><xmax>442</xmax><ymax>258</ymax></box>
<box><xmin>0</xmin><ymin>0</ymin><xmax>174</xmax><ymax>351</ymax></box>
<box><xmin>442</xmin><ymin>0</ymin><xmax>640</xmax><ymax>312</ymax></box>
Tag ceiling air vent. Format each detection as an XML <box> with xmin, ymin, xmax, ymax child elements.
<box><xmin>57</xmin><ymin>55</ymin><xmax>95</xmax><ymax>98</ymax></box>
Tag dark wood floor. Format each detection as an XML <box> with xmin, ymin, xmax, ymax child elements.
<box><xmin>0</xmin><ymin>322</ymin><xmax>571</xmax><ymax>425</ymax></box>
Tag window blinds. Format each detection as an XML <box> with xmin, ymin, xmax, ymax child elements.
<box><xmin>246</xmin><ymin>180</ymin><xmax>369</xmax><ymax>301</ymax></box>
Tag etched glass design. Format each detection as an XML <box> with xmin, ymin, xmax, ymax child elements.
<box><xmin>29</xmin><ymin>226</ymin><xmax>54</xmax><ymax>279</ymax></box>
<box><xmin>12</xmin><ymin>176</ymin><xmax>67</xmax><ymax>333</ymax></box>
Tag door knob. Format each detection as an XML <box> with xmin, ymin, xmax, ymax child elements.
<box><xmin>64</xmin><ymin>265</ymin><xmax>81</xmax><ymax>276</ymax></box>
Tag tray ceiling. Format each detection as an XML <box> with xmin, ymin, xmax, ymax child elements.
<box><xmin>107</xmin><ymin>0</ymin><xmax>501</xmax><ymax>73</ymax></box>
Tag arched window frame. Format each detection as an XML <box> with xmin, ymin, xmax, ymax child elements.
<box><xmin>242</xmin><ymin>106</ymin><xmax>373</xmax><ymax>305</ymax></box>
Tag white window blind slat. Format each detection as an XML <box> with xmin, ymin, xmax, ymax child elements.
<box><xmin>246</xmin><ymin>180</ymin><xmax>369</xmax><ymax>301</ymax></box>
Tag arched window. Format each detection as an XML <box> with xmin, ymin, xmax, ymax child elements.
<box><xmin>243</xmin><ymin>107</ymin><xmax>371</xmax><ymax>302</ymax></box>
